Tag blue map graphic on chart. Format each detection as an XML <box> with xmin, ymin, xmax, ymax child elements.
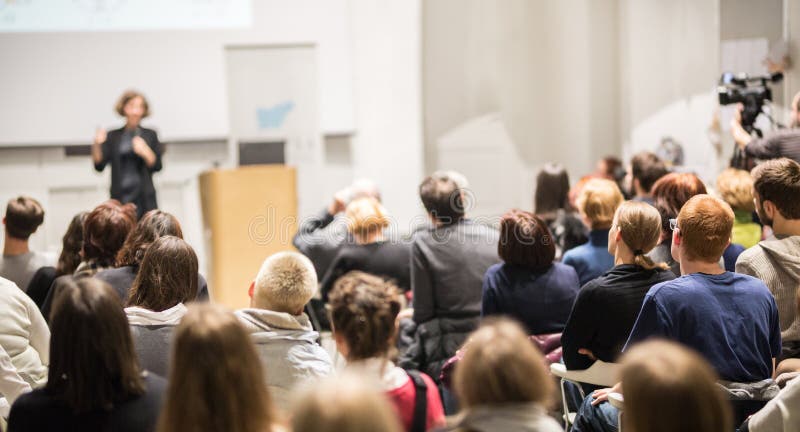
<box><xmin>257</xmin><ymin>101</ymin><xmax>294</xmax><ymax>130</ymax></box>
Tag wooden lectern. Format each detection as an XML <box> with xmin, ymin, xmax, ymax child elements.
<box><xmin>199</xmin><ymin>165</ymin><xmax>297</xmax><ymax>308</ymax></box>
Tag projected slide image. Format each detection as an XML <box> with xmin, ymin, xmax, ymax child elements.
<box><xmin>0</xmin><ymin>0</ymin><xmax>252</xmax><ymax>32</ymax></box>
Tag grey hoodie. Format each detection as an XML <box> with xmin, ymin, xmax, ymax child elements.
<box><xmin>126</xmin><ymin>303</ymin><xmax>187</xmax><ymax>378</ymax></box>
<box><xmin>737</xmin><ymin>236</ymin><xmax>800</xmax><ymax>343</ymax></box>
<box><xmin>235</xmin><ymin>309</ymin><xmax>333</xmax><ymax>413</ymax></box>
<box><xmin>444</xmin><ymin>403</ymin><xmax>562</xmax><ymax>432</ymax></box>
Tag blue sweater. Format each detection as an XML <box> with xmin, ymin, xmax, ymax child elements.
<box><xmin>481</xmin><ymin>262</ymin><xmax>580</xmax><ymax>335</ymax></box>
<box><xmin>625</xmin><ymin>272</ymin><xmax>781</xmax><ymax>382</ymax></box>
<box><xmin>562</xmin><ymin>229</ymin><xmax>614</xmax><ymax>286</ymax></box>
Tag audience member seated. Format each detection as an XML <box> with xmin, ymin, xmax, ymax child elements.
<box><xmin>329</xmin><ymin>271</ymin><xmax>444</xmax><ymax>432</ymax></box>
<box><xmin>533</xmin><ymin>163</ymin><xmax>587</xmax><ymax>259</ymax></box>
<box><xmin>627</xmin><ymin>151</ymin><xmax>669</xmax><ymax>206</ymax></box>
<box><xmin>716</xmin><ymin>168</ymin><xmax>759</xmax><ymax>271</ymax></box>
<box><xmin>717</xmin><ymin>168</ymin><xmax>761</xmax><ymax>249</ymax></box>
<box><xmin>445</xmin><ymin>318</ymin><xmax>562</xmax><ymax>432</ymax></box>
<box><xmin>157</xmin><ymin>304</ymin><xmax>282</xmax><ymax>432</ymax></box>
<box><xmin>606</xmin><ymin>340</ymin><xmax>732</xmax><ymax>432</ymax></box>
<box><xmin>562</xmin><ymin>178</ymin><xmax>624</xmax><ymax>285</ymax></box>
<box><xmin>42</xmin><ymin>200</ymin><xmax>137</xmax><ymax>319</ymax></box>
<box><xmin>8</xmin><ymin>278</ymin><xmax>165</xmax><ymax>431</ymax></box>
<box><xmin>561</xmin><ymin>201</ymin><xmax>675</xmax><ymax>371</ymax></box>
<box><xmin>737</xmin><ymin>158</ymin><xmax>800</xmax><ymax>360</ymax></box>
<box><xmin>399</xmin><ymin>172</ymin><xmax>500</xmax><ymax>384</ymax></box>
<box><xmin>0</xmin><ymin>196</ymin><xmax>53</xmax><ymax>292</ymax></box>
<box><xmin>96</xmin><ymin>209</ymin><xmax>209</xmax><ymax>302</ymax></box>
<box><xmin>0</xmin><ymin>276</ymin><xmax>48</xmax><ymax>387</ymax></box>
<box><xmin>26</xmin><ymin>212</ymin><xmax>86</xmax><ymax>309</ymax></box>
<box><xmin>292</xmin><ymin>179</ymin><xmax>381</xmax><ymax>279</ymax></box>
<box><xmin>481</xmin><ymin>209</ymin><xmax>579</xmax><ymax>334</ymax></box>
<box><xmin>647</xmin><ymin>172</ymin><xmax>707</xmax><ymax>275</ymax></box>
<box><xmin>572</xmin><ymin>195</ymin><xmax>781</xmax><ymax>432</ymax></box>
<box><xmin>320</xmin><ymin>197</ymin><xmax>410</xmax><ymax>299</ymax></box>
<box><xmin>125</xmin><ymin>236</ymin><xmax>198</xmax><ymax>377</ymax></box>
<box><xmin>743</xmin><ymin>286</ymin><xmax>800</xmax><ymax>432</ymax></box>
<box><xmin>0</xmin><ymin>344</ymin><xmax>32</xmax><ymax>412</ymax></box>
<box><xmin>236</xmin><ymin>251</ymin><xmax>332</xmax><ymax>412</ymax></box>
<box><xmin>291</xmin><ymin>372</ymin><xmax>404</xmax><ymax>432</ymax></box>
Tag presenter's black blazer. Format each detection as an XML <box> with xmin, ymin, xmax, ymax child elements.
<box><xmin>94</xmin><ymin>126</ymin><xmax>163</xmax><ymax>216</ymax></box>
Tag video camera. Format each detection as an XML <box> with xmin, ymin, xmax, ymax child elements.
<box><xmin>717</xmin><ymin>72</ymin><xmax>783</xmax><ymax>134</ymax></box>
<box><xmin>717</xmin><ymin>72</ymin><xmax>783</xmax><ymax>169</ymax></box>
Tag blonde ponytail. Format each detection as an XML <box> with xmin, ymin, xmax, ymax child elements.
<box><xmin>615</xmin><ymin>201</ymin><xmax>669</xmax><ymax>270</ymax></box>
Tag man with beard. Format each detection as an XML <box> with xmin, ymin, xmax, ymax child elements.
<box><xmin>731</xmin><ymin>92</ymin><xmax>800</xmax><ymax>164</ymax></box>
<box><xmin>737</xmin><ymin>158</ymin><xmax>800</xmax><ymax>360</ymax></box>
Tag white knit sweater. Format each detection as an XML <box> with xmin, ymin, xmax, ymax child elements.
<box><xmin>0</xmin><ymin>277</ymin><xmax>49</xmax><ymax>387</ymax></box>
<box><xmin>737</xmin><ymin>236</ymin><xmax>800</xmax><ymax>344</ymax></box>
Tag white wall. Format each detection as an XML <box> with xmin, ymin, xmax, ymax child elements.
<box><xmin>349</xmin><ymin>0</ymin><xmax>424</xmax><ymax>233</ymax></box>
<box><xmin>423</xmin><ymin>0</ymin><xmax>620</xmax><ymax>217</ymax></box>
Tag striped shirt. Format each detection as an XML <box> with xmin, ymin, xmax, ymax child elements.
<box><xmin>746</xmin><ymin>129</ymin><xmax>800</xmax><ymax>163</ymax></box>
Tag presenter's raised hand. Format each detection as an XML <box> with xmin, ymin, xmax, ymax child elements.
<box><xmin>93</xmin><ymin>128</ymin><xmax>107</xmax><ymax>146</ymax></box>
<box><xmin>132</xmin><ymin>136</ymin><xmax>157</xmax><ymax>167</ymax></box>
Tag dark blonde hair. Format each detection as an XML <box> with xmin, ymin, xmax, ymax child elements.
<box><xmin>345</xmin><ymin>197</ymin><xmax>390</xmax><ymax>237</ymax></box>
<box><xmin>576</xmin><ymin>178</ymin><xmax>624</xmax><ymax>229</ymax></box>
<box><xmin>291</xmin><ymin>372</ymin><xmax>403</xmax><ymax>432</ymax></box>
<box><xmin>613</xmin><ymin>201</ymin><xmax>668</xmax><ymax>270</ymax></box>
<box><xmin>328</xmin><ymin>271</ymin><xmax>401</xmax><ymax>360</ymax></box>
<box><xmin>157</xmin><ymin>304</ymin><xmax>274</xmax><ymax>432</ymax></box>
<box><xmin>454</xmin><ymin>318</ymin><xmax>553</xmax><ymax>408</ymax></box>
<box><xmin>127</xmin><ymin>236</ymin><xmax>198</xmax><ymax>312</ymax></box>
<box><xmin>716</xmin><ymin>168</ymin><xmax>755</xmax><ymax>212</ymax></box>
<box><xmin>115</xmin><ymin>90</ymin><xmax>150</xmax><ymax>118</ymax></box>
<box><xmin>621</xmin><ymin>339</ymin><xmax>732</xmax><ymax>432</ymax></box>
<box><xmin>676</xmin><ymin>195</ymin><xmax>734</xmax><ymax>263</ymax></box>
<box><xmin>48</xmin><ymin>278</ymin><xmax>145</xmax><ymax>413</ymax></box>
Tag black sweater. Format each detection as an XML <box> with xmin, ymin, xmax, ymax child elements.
<box><xmin>560</xmin><ymin>264</ymin><xmax>676</xmax><ymax>370</ymax></box>
<box><xmin>8</xmin><ymin>373</ymin><xmax>165</xmax><ymax>432</ymax></box>
<box><xmin>320</xmin><ymin>240</ymin><xmax>411</xmax><ymax>300</ymax></box>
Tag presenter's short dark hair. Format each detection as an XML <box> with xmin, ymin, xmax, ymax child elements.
<box><xmin>498</xmin><ymin>210</ymin><xmax>555</xmax><ymax>271</ymax></box>
<box><xmin>115</xmin><ymin>90</ymin><xmax>150</xmax><ymax>118</ymax></box>
<box><xmin>5</xmin><ymin>196</ymin><xmax>44</xmax><ymax>240</ymax></box>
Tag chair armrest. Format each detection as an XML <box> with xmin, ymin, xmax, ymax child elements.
<box><xmin>549</xmin><ymin>361</ymin><xmax>620</xmax><ymax>387</ymax></box>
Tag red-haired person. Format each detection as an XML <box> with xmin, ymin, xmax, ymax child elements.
<box><xmin>573</xmin><ymin>195</ymin><xmax>781</xmax><ymax>431</ymax></box>
<box><xmin>42</xmin><ymin>200</ymin><xmax>136</xmax><ymax>319</ymax></box>
<box><xmin>647</xmin><ymin>172</ymin><xmax>707</xmax><ymax>275</ymax></box>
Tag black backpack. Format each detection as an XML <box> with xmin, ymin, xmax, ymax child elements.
<box><xmin>406</xmin><ymin>370</ymin><xmax>428</xmax><ymax>432</ymax></box>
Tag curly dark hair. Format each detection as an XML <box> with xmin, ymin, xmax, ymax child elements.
<box><xmin>328</xmin><ymin>271</ymin><xmax>401</xmax><ymax>360</ymax></box>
